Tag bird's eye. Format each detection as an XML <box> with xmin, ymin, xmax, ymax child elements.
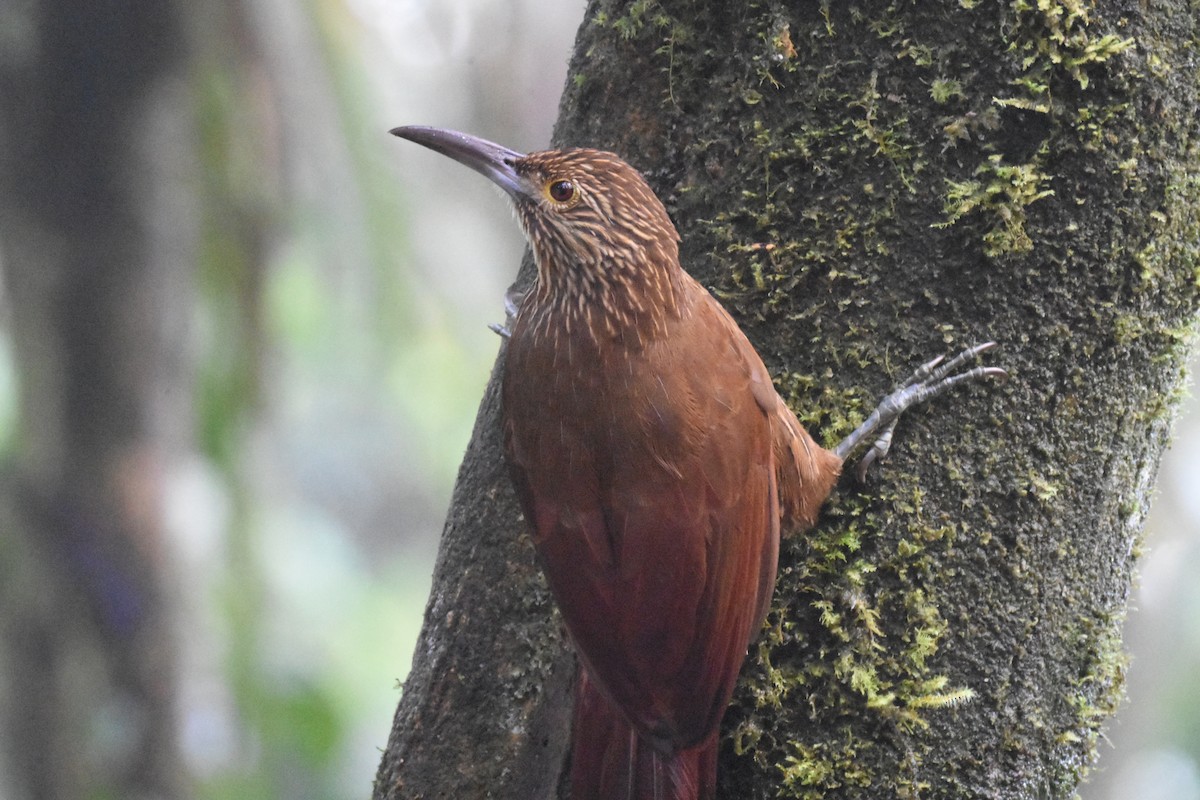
<box><xmin>548</xmin><ymin>180</ymin><xmax>575</xmax><ymax>203</ymax></box>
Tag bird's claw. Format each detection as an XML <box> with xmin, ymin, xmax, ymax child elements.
<box><xmin>835</xmin><ymin>341</ymin><xmax>1008</xmax><ymax>481</ymax></box>
<box><xmin>489</xmin><ymin>287</ymin><xmax>524</xmax><ymax>339</ymax></box>
<box><xmin>854</xmin><ymin>419</ymin><xmax>898</xmax><ymax>483</ymax></box>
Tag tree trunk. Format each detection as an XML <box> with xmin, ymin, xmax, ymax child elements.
<box><xmin>0</xmin><ymin>1</ymin><xmax>193</xmax><ymax>798</ymax></box>
<box><xmin>373</xmin><ymin>2</ymin><xmax>1200</xmax><ymax>798</ymax></box>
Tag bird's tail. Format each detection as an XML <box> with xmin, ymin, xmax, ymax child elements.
<box><xmin>569</xmin><ymin>671</ymin><xmax>717</xmax><ymax>800</ymax></box>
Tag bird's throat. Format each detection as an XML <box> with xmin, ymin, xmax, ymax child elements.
<box><xmin>522</xmin><ymin>249</ymin><xmax>685</xmax><ymax>351</ymax></box>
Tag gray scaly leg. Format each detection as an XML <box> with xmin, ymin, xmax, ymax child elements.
<box><xmin>834</xmin><ymin>342</ymin><xmax>1007</xmax><ymax>481</ymax></box>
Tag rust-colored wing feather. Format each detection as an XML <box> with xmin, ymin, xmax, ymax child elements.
<box><xmin>767</xmin><ymin>385</ymin><xmax>843</xmax><ymax>533</ymax></box>
<box><xmin>503</xmin><ymin>278</ymin><xmax>788</xmax><ymax>749</ymax></box>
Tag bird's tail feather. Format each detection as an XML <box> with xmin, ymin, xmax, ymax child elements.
<box><xmin>569</xmin><ymin>671</ymin><xmax>717</xmax><ymax>800</ymax></box>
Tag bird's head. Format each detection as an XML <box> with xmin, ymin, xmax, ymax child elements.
<box><xmin>391</xmin><ymin>126</ymin><xmax>681</xmax><ymax>318</ymax></box>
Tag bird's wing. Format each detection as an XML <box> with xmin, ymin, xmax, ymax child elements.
<box><xmin>766</xmin><ymin>388</ymin><xmax>843</xmax><ymax>533</ymax></box>
<box><xmin>503</xmin><ymin>293</ymin><xmax>778</xmax><ymax>749</ymax></box>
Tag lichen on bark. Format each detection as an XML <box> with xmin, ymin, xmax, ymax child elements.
<box><xmin>375</xmin><ymin>2</ymin><xmax>1200</xmax><ymax>798</ymax></box>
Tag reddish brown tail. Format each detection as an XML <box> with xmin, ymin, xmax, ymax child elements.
<box><xmin>569</xmin><ymin>672</ymin><xmax>717</xmax><ymax>800</ymax></box>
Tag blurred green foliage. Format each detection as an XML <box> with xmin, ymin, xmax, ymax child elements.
<box><xmin>2</xmin><ymin>1</ymin><xmax>1193</xmax><ymax>798</ymax></box>
<box><xmin>181</xmin><ymin>3</ymin><xmax>492</xmax><ymax>797</ymax></box>
<box><xmin>0</xmin><ymin>336</ymin><xmax>14</xmax><ymax>457</ymax></box>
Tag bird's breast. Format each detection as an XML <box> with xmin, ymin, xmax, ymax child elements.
<box><xmin>502</xmin><ymin>310</ymin><xmax>704</xmax><ymax>483</ymax></box>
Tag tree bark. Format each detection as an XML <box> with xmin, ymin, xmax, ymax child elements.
<box><xmin>374</xmin><ymin>2</ymin><xmax>1200</xmax><ymax>798</ymax></box>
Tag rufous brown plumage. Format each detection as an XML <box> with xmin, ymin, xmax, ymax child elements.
<box><xmin>391</xmin><ymin>126</ymin><xmax>1003</xmax><ymax>800</ymax></box>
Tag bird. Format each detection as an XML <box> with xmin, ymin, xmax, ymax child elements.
<box><xmin>390</xmin><ymin>126</ymin><xmax>1004</xmax><ymax>800</ymax></box>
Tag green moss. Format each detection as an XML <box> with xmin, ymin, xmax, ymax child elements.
<box><xmin>728</xmin><ymin>441</ymin><xmax>979</xmax><ymax>793</ymax></box>
<box><xmin>1005</xmin><ymin>0</ymin><xmax>1135</xmax><ymax>96</ymax></box>
<box><xmin>1136</xmin><ymin>161</ymin><xmax>1200</xmax><ymax>291</ymax></box>
<box><xmin>934</xmin><ymin>153</ymin><xmax>1055</xmax><ymax>257</ymax></box>
<box><xmin>930</xmin><ymin>78</ymin><xmax>966</xmax><ymax>105</ymax></box>
<box><xmin>1050</xmin><ymin>621</ymin><xmax>1129</xmax><ymax>788</ymax></box>
<box><xmin>554</xmin><ymin>2</ymin><xmax>1200</xmax><ymax>798</ymax></box>
<box><xmin>598</xmin><ymin>0</ymin><xmax>668</xmax><ymax>40</ymax></box>
<box><xmin>777</xmin><ymin>738</ymin><xmax>874</xmax><ymax>799</ymax></box>
<box><xmin>1028</xmin><ymin>472</ymin><xmax>1062</xmax><ymax>503</ymax></box>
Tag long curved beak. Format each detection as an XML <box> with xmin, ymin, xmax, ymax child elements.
<box><xmin>390</xmin><ymin>126</ymin><xmax>528</xmax><ymax>199</ymax></box>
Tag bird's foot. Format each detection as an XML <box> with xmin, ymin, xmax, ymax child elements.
<box><xmin>488</xmin><ymin>287</ymin><xmax>523</xmax><ymax>338</ymax></box>
<box><xmin>833</xmin><ymin>342</ymin><xmax>1007</xmax><ymax>481</ymax></box>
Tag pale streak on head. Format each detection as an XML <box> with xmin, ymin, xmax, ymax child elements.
<box><xmin>509</xmin><ymin>148</ymin><xmax>683</xmax><ymax>350</ymax></box>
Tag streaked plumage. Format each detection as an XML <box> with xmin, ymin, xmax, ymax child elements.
<box><xmin>495</xmin><ymin>147</ymin><xmax>840</xmax><ymax>800</ymax></box>
<box><xmin>389</xmin><ymin>126</ymin><xmax>1003</xmax><ymax>800</ymax></box>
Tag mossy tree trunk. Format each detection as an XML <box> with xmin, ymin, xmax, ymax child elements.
<box><xmin>374</xmin><ymin>2</ymin><xmax>1200</xmax><ymax>798</ymax></box>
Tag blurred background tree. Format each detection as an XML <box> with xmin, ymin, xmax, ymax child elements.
<box><xmin>0</xmin><ymin>1</ymin><xmax>1194</xmax><ymax>799</ymax></box>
